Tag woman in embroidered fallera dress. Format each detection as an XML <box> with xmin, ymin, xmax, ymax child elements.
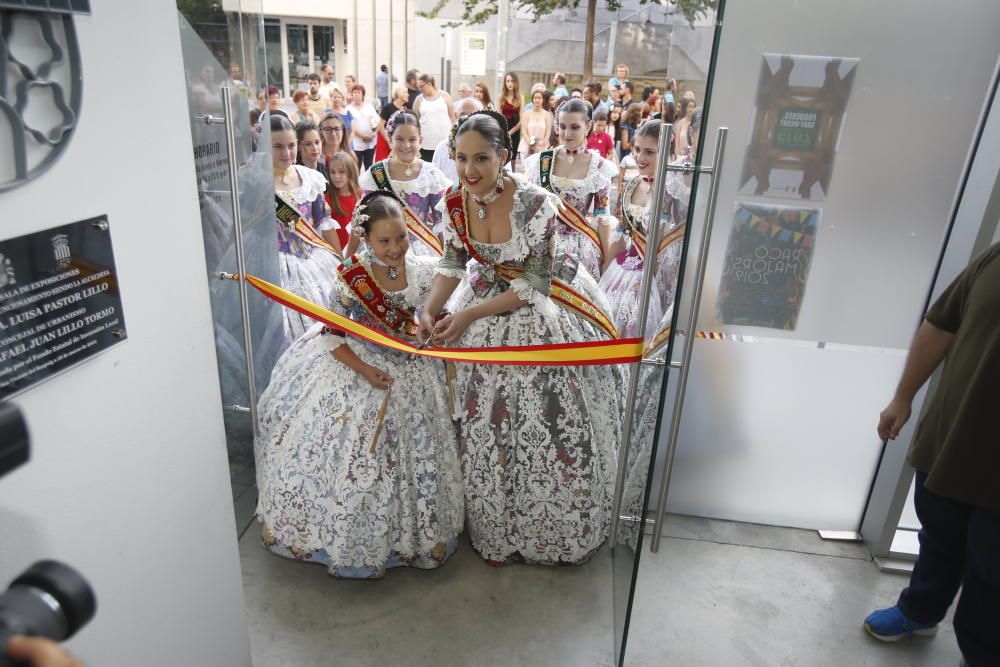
<box><xmin>418</xmin><ymin>112</ymin><xmax>623</xmax><ymax>566</ymax></box>
<box><xmin>359</xmin><ymin>110</ymin><xmax>451</xmax><ymax>258</ymax></box>
<box><xmin>271</xmin><ymin>114</ymin><xmax>344</xmax><ymax>340</ymax></box>
<box><xmin>522</xmin><ymin>99</ymin><xmax>618</xmax><ymax>282</ymax></box>
<box><xmin>256</xmin><ymin>192</ymin><xmax>464</xmax><ymax>579</ymax></box>
<box><xmin>599</xmin><ymin>119</ymin><xmax>689</xmax><ymax>338</ymax></box>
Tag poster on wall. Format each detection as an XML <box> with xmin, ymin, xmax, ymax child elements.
<box><xmin>716</xmin><ymin>202</ymin><xmax>820</xmax><ymax>331</ymax></box>
<box><xmin>737</xmin><ymin>53</ymin><xmax>859</xmax><ymax>201</ymax></box>
<box><xmin>460</xmin><ymin>32</ymin><xmax>487</xmax><ymax>76</ymax></box>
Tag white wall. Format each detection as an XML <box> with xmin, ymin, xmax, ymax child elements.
<box><xmin>0</xmin><ymin>4</ymin><xmax>250</xmax><ymax>666</ymax></box>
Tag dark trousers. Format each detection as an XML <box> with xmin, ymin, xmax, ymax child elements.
<box><xmin>356</xmin><ymin>148</ymin><xmax>375</xmax><ymax>170</ymax></box>
<box><xmin>897</xmin><ymin>472</ymin><xmax>1000</xmax><ymax>666</ymax></box>
<box><xmin>419</xmin><ymin>148</ymin><xmax>435</xmax><ymax>163</ymax></box>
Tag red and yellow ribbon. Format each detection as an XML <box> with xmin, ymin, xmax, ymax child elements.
<box><xmin>245</xmin><ymin>274</ymin><xmax>643</xmax><ymax>366</ymax></box>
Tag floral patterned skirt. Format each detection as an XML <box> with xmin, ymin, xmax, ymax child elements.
<box><xmin>556</xmin><ymin>225</ymin><xmax>604</xmax><ymax>283</ymax></box>
<box><xmin>447</xmin><ymin>270</ymin><xmax>624</xmax><ymax>565</ymax></box>
<box><xmin>256</xmin><ymin>325</ymin><xmax>465</xmax><ymax>578</ymax></box>
<box><xmin>598</xmin><ymin>249</ymin><xmax>665</xmax><ymax>339</ymax></box>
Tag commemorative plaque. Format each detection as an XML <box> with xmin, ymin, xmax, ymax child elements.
<box><xmin>0</xmin><ymin>216</ymin><xmax>126</xmax><ymax>400</ymax></box>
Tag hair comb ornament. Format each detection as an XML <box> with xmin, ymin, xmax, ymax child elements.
<box><xmin>385</xmin><ymin>109</ymin><xmax>405</xmax><ymax>138</ymax></box>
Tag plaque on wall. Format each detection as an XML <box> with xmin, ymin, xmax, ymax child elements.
<box><xmin>0</xmin><ymin>216</ymin><xmax>126</xmax><ymax>400</ymax></box>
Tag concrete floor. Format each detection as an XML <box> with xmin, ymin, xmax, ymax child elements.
<box><xmin>239</xmin><ymin>515</ymin><xmax>962</xmax><ymax>667</ymax></box>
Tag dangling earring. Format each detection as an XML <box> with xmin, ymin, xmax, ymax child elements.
<box><xmin>495</xmin><ymin>166</ymin><xmax>504</xmax><ymax>194</ymax></box>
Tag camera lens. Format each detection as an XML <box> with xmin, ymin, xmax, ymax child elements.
<box><xmin>0</xmin><ymin>560</ymin><xmax>96</xmax><ymax>661</ymax></box>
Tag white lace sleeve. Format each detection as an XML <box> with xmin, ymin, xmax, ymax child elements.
<box><xmin>317</xmin><ymin>217</ymin><xmax>340</xmax><ymax>232</ymax></box>
<box><xmin>294</xmin><ymin>165</ymin><xmax>329</xmax><ymax>202</ymax></box>
<box><xmin>358</xmin><ymin>167</ymin><xmax>377</xmax><ymax>193</ymax></box>
<box><xmin>521</xmin><ymin>152</ymin><xmax>542</xmax><ymax>185</ymax></box>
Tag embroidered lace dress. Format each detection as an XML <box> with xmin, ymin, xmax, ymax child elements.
<box><xmin>616</xmin><ymin>305</ymin><xmax>674</xmax><ymax>551</ymax></box>
<box><xmin>256</xmin><ymin>254</ymin><xmax>464</xmax><ymax>578</ymax></box>
<box><xmin>598</xmin><ymin>168</ymin><xmax>689</xmax><ymax>338</ymax></box>
<box><xmin>277</xmin><ymin>165</ymin><xmax>342</xmax><ymax>340</ymax></box>
<box><xmin>435</xmin><ymin>175</ymin><xmax>624</xmax><ymax>565</ymax></box>
<box><xmin>522</xmin><ymin>149</ymin><xmax>618</xmax><ymax>282</ymax></box>
<box><xmin>359</xmin><ymin>160</ymin><xmax>452</xmax><ymax>256</ymax></box>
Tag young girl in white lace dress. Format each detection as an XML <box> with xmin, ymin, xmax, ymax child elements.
<box><xmin>359</xmin><ymin>110</ymin><xmax>451</xmax><ymax>257</ymax></box>
<box><xmin>256</xmin><ymin>192</ymin><xmax>464</xmax><ymax>579</ymax></box>
<box><xmin>272</xmin><ymin>114</ymin><xmax>343</xmax><ymax>340</ymax></box>
<box><xmin>418</xmin><ymin>112</ymin><xmax>623</xmax><ymax>566</ymax></box>
<box><xmin>522</xmin><ymin>98</ymin><xmax>618</xmax><ymax>282</ymax></box>
<box><xmin>599</xmin><ymin>119</ymin><xmax>689</xmax><ymax>338</ymax></box>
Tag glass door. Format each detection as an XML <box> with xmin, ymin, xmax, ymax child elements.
<box><xmin>618</xmin><ymin>0</ymin><xmax>1000</xmax><ymax>663</ymax></box>
<box><xmin>176</xmin><ymin>0</ymin><xmax>284</xmax><ymax>533</ymax></box>
<box><xmin>609</xmin><ymin>4</ymin><xmax>725</xmax><ymax>662</ymax></box>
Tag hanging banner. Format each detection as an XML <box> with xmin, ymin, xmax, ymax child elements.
<box><xmin>716</xmin><ymin>202</ymin><xmax>820</xmax><ymax>331</ymax></box>
<box><xmin>460</xmin><ymin>31</ymin><xmax>487</xmax><ymax>76</ymax></box>
<box><xmin>737</xmin><ymin>53</ymin><xmax>859</xmax><ymax>201</ymax></box>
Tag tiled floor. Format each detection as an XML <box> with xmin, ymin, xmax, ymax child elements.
<box><xmin>238</xmin><ymin>514</ymin><xmax>962</xmax><ymax>667</ymax></box>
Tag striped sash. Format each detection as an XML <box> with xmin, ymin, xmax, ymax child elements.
<box><xmin>537</xmin><ymin>149</ymin><xmax>602</xmax><ymax>253</ymax></box>
<box><xmin>369</xmin><ymin>160</ymin><xmax>444</xmax><ymax>255</ymax></box>
<box><xmin>620</xmin><ymin>177</ymin><xmax>686</xmax><ymax>262</ymax></box>
<box><xmin>337</xmin><ymin>255</ymin><xmax>419</xmax><ymax>338</ymax></box>
<box><xmin>444</xmin><ymin>187</ymin><xmax>618</xmax><ymax>340</ymax></box>
<box><xmin>274</xmin><ymin>194</ymin><xmax>341</xmax><ymax>256</ymax></box>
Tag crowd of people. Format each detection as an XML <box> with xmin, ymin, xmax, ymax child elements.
<box><xmin>249</xmin><ymin>61</ymin><xmax>694</xmax><ymax>578</ymax></box>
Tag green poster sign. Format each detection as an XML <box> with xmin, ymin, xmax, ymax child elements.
<box><xmin>773</xmin><ymin>107</ymin><xmax>822</xmax><ymax>151</ymax></box>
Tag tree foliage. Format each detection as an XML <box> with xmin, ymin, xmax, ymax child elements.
<box><xmin>419</xmin><ymin>0</ymin><xmax>716</xmax><ymax>27</ymax></box>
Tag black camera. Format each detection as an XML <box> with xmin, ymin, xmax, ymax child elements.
<box><xmin>0</xmin><ymin>403</ymin><xmax>96</xmax><ymax>666</ymax></box>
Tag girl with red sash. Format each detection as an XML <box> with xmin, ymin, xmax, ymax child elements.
<box><xmin>522</xmin><ymin>98</ymin><xmax>618</xmax><ymax>282</ymax></box>
<box><xmin>599</xmin><ymin>119</ymin><xmax>689</xmax><ymax>338</ymax></box>
<box><xmin>256</xmin><ymin>192</ymin><xmax>464</xmax><ymax>579</ymax></box>
<box><xmin>359</xmin><ymin>110</ymin><xmax>451</xmax><ymax>258</ymax></box>
<box><xmin>418</xmin><ymin>112</ymin><xmax>623</xmax><ymax>567</ymax></box>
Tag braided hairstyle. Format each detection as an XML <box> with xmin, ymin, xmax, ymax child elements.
<box><xmin>350</xmin><ymin>190</ymin><xmax>405</xmax><ymax>235</ymax></box>
<box><xmin>386</xmin><ymin>109</ymin><xmax>420</xmax><ymax>139</ymax></box>
<box><xmin>452</xmin><ymin>109</ymin><xmax>513</xmax><ymax>160</ymax></box>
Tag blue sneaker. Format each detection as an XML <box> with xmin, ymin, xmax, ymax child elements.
<box><xmin>864</xmin><ymin>605</ymin><xmax>938</xmax><ymax>641</ymax></box>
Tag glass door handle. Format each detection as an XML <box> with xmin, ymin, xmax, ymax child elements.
<box><xmin>220</xmin><ymin>86</ymin><xmax>260</xmax><ymax>441</ymax></box>
<box><xmin>610</xmin><ymin>124</ymin><xmax>678</xmax><ymax>543</ymax></box>
<box><xmin>650</xmin><ymin>126</ymin><xmax>729</xmax><ymax>553</ymax></box>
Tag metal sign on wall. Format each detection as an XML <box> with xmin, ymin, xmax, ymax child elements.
<box><xmin>0</xmin><ymin>216</ymin><xmax>127</xmax><ymax>400</ymax></box>
<box><xmin>0</xmin><ymin>0</ymin><xmax>90</xmax><ymax>192</ymax></box>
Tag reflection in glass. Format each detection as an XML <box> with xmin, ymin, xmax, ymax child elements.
<box><xmin>177</xmin><ymin>2</ymin><xmax>284</xmax><ymax>527</ymax></box>
<box><xmin>312</xmin><ymin>25</ymin><xmax>336</xmax><ymax>74</ymax></box>
<box><xmin>609</xmin><ymin>8</ymin><xmax>721</xmax><ymax>662</ymax></box>
<box><xmin>263</xmin><ymin>18</ymin><xmax>282</xmax><ymax>91</ymax></box>
<box><xmin>286</xmin><ymin>23</ymin><xmax>310</xmax><ymax>92</ymax></box>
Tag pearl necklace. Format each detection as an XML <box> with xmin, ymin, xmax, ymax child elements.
<box><xmin>470</xmin><ymin>176</ymin><xmax>505</xmax><ymax>221</ymax></box>
<box><xmin>391</xmin><ymin>153</ymin><xmax>418</xmax><ymax>177</ymax></box>
<box><xmin>562</xmin><ymin>145</ymin><xmax>585</xmax><ymax>165</ymax></box>
<box><xmin>370</xmin><ymin>253</ymin><xmax>402</xmax><ymax>280</ymax></box>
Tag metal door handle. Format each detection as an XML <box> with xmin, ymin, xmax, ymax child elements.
<box><xmin>649</xmin><ymin>126</ymin><xmax>728</xmax><ymax>553</ymax></box>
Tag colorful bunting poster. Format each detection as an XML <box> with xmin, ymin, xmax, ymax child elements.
<box><xmin>738</xmin><ymin>54</ymin><xmax>859</xmax><ymax>201</ymax></box>
<box><xmin>717</xmin><ymin>202</ymin><xmax>821</xmax><ymax>331</ymax></box>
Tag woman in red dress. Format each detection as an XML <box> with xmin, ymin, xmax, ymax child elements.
<box><xmin>499</xmin><ymin>73</ymin><xmax>522</xmax><ymax>169</ymax></box>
